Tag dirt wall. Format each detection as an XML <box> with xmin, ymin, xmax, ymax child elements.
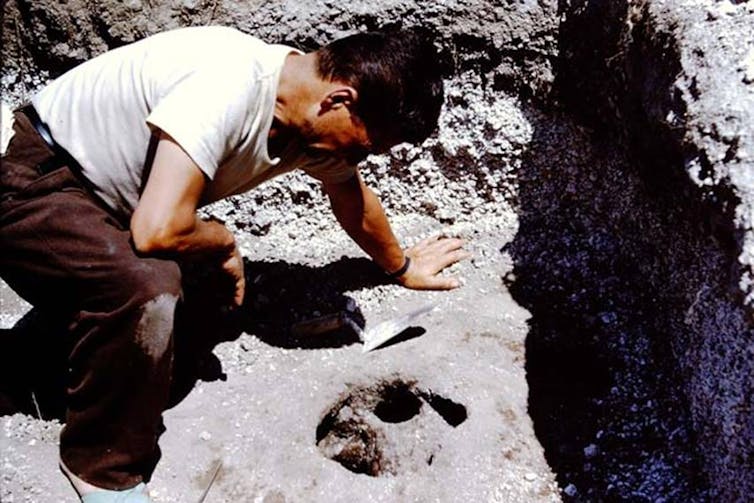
<box><xmin>1</xmin><ymin>0</ymin><xmax>557</xmax><ymax>102</ymax></box>
<box><xmin>549</xmin><ymin>0</ymin><xmax>754</xmax><ymax>499</ymax></box>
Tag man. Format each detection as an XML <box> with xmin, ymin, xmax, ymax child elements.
<box><xmin>0</xmin><ymin>26</ymin><xmax>468</xmax><ymax>501</ymax></box>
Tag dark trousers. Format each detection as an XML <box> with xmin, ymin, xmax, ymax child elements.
<box><xmin>0</xmin><ymin>111</ymin><xmax>229</xmax><ymax>489</ymax></box>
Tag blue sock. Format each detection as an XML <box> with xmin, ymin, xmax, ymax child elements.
<box><xmin>80</xmin><ymin>483</ymin><xmax>151</xmax><ymax>503</ymax></box>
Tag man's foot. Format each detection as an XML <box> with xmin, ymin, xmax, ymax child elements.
<box><xmin>60</xmin><ymin>460</ymin><xmax>153</xmax><ymax>502</ymax></box>
<box><xmin>79</xmin><ymin>484</ymin><xmax>151</xmax><ymax>503</ymax></box>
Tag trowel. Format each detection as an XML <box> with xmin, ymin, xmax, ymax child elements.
<box><xmin>290</xmin><ymin>303</ymin><xmax>437</xmax><ymax>352</ymax></box>
<box><xmin>357</xmin><ymin>303</ymin><xmax>437</xmax><ymax>352</ymax></box>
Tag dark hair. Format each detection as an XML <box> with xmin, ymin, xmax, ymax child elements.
<box><xmin>316</xmin><ymin>29</ymin><xmax>444</xmax><ymax>146</ymax></box>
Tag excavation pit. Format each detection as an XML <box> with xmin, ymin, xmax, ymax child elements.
<box><xmin>316</xmin><ymin>380</ymin><xmax>467</xmax><ymax>476</ymax></box>
<box><xmin>373</xmin><ymin>384</ymin><xmax>422</xmax><ymax>423</ymax></box>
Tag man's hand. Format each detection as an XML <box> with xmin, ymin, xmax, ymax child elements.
<box><xmin>324</xmin><ymin>173</ymin><xmax>471</xmax><ymax>291</ymax></box>
<box><xmin>396</xmin><ymin>236</ymin><xmax>470</xmax><ymax>290</ymax></box>
<box><xmin>221</xmin><ymin>245</ymin><xmax>246</xmax><ymax>307</ymax></box>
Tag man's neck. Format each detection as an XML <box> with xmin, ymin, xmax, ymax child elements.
<box><xmin>272</xmin><ymin>52</ymin><xmax>321</xmax><ymax>136</ymax></box>
<box><xmin>267</xmin><ymin>116</ymin><xmax>292</xmax><ymax>158</ymax></box>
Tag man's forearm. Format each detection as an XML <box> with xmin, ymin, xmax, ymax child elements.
<box><xmin>340</xmin><ymin>186</ymin><xmax>406</xmax><ymax>274</ymax></box>
<box><xmin>131</xmin><ymin>212</ymin><xmax>236</xmax><ymax>259</ymax></box>
<box><xmin>326</xmin><ymin>174</ymin><xmax>405</xmax><ymax>273</ymax></box>
<box><xmin>130</xmin><ymin>131</ymin><xmax>238</xmax><ymax>259</ymax></box>
<box><xmin>326</xmin><ymin>173</ymin><xmax>468</xmax><ymax>290</ymax></box>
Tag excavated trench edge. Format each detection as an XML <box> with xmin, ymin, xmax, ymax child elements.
<box><xmin>513</xmin><ymin>2</ymin><xmax>750</xmax><ymax>500</ymax></box>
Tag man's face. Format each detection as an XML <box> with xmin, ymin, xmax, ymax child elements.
<box><xmin>303</xmin><ymin>107</ymin><xmax>374</xmax><ymax>164</ymax></box>
<box><xmin>302</xmin><ymin>88</ymin><xmax>395</xmax><ymax>165</ymax></box>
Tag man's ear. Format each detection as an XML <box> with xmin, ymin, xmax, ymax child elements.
<box><xmin>321</xmin><ymin>86</ymin><xmax>358</xmax><ymax>112</ymax></box>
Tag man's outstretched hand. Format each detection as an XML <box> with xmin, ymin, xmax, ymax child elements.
<box><xmin>396</xmin><ymin>236</ymin><xmax>471</xmax><ymax>290</ymax></box>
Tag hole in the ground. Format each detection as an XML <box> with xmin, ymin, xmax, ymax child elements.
<box><xmin>421</xmin><ymin>392</ymin><xmax>468</xmax><ymax>427</ymax></box>
<box><xmin>319</xmin><ymin>414</ymin><xmax>385</xmax><ymax>476</ymax></box>
<box><xmin>316</xmin><ymin>379</ymin><xmax>468</xmax><ymax>476</ymax></box>
<box><xmin>373</xmin><ymin>384</ymin><xmax>422</xmax><ymax>423</ymax></box>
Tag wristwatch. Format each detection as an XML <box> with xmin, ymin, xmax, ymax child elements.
<box><xmin>386</xmin><ymin>256</ymin><xmax>411</xmax><ymax>279</ymax></box>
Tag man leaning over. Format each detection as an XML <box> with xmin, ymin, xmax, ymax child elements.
<box><xmin>0</xmin><ymin>26</ymin><xmax>468</xmax><ymax>502</ymax></box>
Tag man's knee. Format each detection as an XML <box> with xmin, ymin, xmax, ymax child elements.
<box><xmin>120</xmin><ymin>259</ymin><xmax>181</xmax><ymax>360</ymax></box>
<box><xmin>135</xmin><ymin>292</ymin><xmax>179</xmax><ymax>361</ymax></box>
<box><xmin>123</xmin><ymin>259</ymin><xmax>182</xmax><ymax>305</ymax></box>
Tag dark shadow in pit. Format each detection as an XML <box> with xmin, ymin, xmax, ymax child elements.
<box><xmin>419</xmin><ymin>391</ymin><xmax>469</xmax><ymax>427</ymax></box>
<box><xmin>373</xmin><ymin>384</ymin><xmax>423</xmax><ymax>423</ymax></box>
<box><xmin>503</xmin><ymin>16</ymin><xmax>711</xmax><ymax>494</ymax></box>
<box><xmin>0</xmin><ymin>256</ymin><xmax>391</xmax><ymax>420</ymax></box>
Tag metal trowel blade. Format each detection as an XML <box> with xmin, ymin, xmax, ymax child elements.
<box><xmin>362</xmin><ymin>303</ymin><xmax>437</xmax><ymax>352</ymax></box>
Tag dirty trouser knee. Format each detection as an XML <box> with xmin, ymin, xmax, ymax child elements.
<box><xmin>0</xmin><ymin>111</ymin><xmax>182</xmax><ymax>489</ymax></box>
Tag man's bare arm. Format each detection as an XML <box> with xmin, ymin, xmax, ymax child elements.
<box><xmin>130</xmin><ymin>131</ymin><xmax>245</xmax><ymax>305</ymax></box>
<box><xmin>323</xmin><ymin>172</ymin><xmax>469</xmax><ymax>290</ymax></box>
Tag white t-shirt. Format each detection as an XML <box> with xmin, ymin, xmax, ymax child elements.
<box><xmin>32</xmin><ymin>26</ymin><xmax>355</xmax><ymax>218</ymax></box>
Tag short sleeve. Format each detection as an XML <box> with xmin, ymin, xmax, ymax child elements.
<box><xmin>301</xmin><ymin>156</ymin><xmax>358</xmax><ymax>184</ymax></box>
<box><xmin>146</xmin><ymin>68</ymin><xmax>249</xmax><ymax>180</ymax></box>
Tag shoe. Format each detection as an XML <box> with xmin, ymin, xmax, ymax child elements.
<box><xmin>60</xmin><ymin>459</ymin><xmax>152</xmax><ymax>503</ymax></box>
<box><xmin>80</xmin><ymin>483</ymin><xmax>152</xmax><ymax>503</ymax></box>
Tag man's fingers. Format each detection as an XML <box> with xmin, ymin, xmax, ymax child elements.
<box><xmin>423</xmin><ymin>275</ymin><xmax>461</xmax><ymax>290</ymax></box>
<box><xmin>399</xmin><ymin>236</ymin><xmax>470</xmax><ymax>291</ymax></box>
<box><xmin>438</xmin><ymin>249</ymin><xmax>472</xmax><ymax>269</ymax></box>
<box><xmin>421</xmin><ymin>250</ymin><xmax>471</xmax><ymax>276</ymax></box>
<box><xmin>222</xmin><ymin>247</ymin><xmax>246</xmax><ymax>307</ymax></box>
<box><xmin>234</xmin><ymin>279</ymin><xmax>246</xmax><ymax>306</ymax></box>
<box><xmin>435</xmin><ymin>237</ymin><xmax>466</xmax><ymax>253</ymax></box>
<box><xmin>414</xmin><ymin>235</ymin><xmax>440</xmax><ymax>250</ymax></box>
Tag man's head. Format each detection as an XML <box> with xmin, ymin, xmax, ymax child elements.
<box><xmin>300</xmin><ymin>29</ymin><xmax>444</xmax><ymax>163</ymax></box>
